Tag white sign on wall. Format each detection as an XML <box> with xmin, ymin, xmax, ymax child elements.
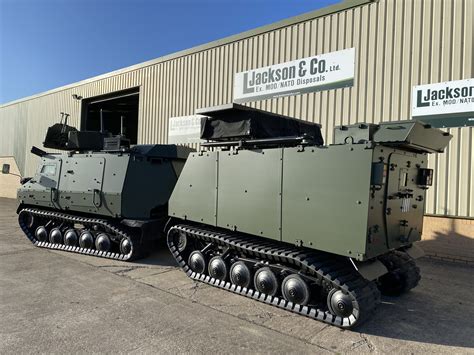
<box><xmin>233</xmin><ymin>48</ymin><xmax>355</xmax><ymax>103</ymax></box>
<box><xmin>412</xmin><ymin>78</ymin><xmax>474</xmax><ymax>127</ymax></box>
<box><xmin>168</xmin><ymin>115</ymin><xmax>203</xmax><ymax>144</ymax></box>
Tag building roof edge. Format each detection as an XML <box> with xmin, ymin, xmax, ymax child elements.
<box><xmin>0</xmin><ymin>0</ymin><xmax>374</xmax><ymax>108</ymax></box>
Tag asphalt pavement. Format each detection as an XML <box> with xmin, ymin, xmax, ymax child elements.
<box><xmin>0</xmin><ymin>197</ymin><xmax>473</xmax><ymax>354</ymax></box>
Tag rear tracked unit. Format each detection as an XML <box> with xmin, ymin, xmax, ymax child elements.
<box><xmin>167</xmin><ymin>103</ymin><xmax>451</xmax><ymax>328</ymax></box>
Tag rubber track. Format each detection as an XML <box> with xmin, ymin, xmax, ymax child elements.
<box><xmin>168</xmin><ymin>224</ymin><xmax>381</xmax><ymax>328</ymax></box>
<box><xmin>380</xmin><ymin>250</ymin><xmax>421</xmax><ymax>293</ymax></box>
<box><xmin>18</xmin><ymin>207</ymin><xmax>141</xmax><ymax>261</ymax></box>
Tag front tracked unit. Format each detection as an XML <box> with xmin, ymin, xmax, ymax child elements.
<box><xmin>17</xmin><ymin>135</ymin><xmax>193</xmax><ymax>261</ymax></box>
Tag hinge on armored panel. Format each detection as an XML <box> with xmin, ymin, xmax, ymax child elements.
<box><xmin>297</xmin><ymin>144</ymin><xmax>305</xmax><ymax>152</ymax></box>
<box><xmin>93</xmin><ymin>189</ymin><xmax>102</xmax><ymax>208</ymax></box>
<box><xmin>364</xmin><ymin>141</ymin><xmax>375</xmax><ymax>149</ymax></box>
<box><xmin>51</xmin><ymin>187</ymin><xmax>58</xmax><ymax>202</ymax></box>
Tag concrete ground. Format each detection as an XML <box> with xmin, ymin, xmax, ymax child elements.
<box><xmin>0</xmin><ymin>198</ymin><xmax>473</xmax><ymax>354</ymax></box>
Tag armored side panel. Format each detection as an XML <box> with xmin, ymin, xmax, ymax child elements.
<box><xmin>170</xmin><ymin>145</ymin><xmax>372</xmax><ymax>259</ymax></box>
<box><xmin>169</xmin><ymin>151</ymin><xmax>218</xmax><ymax>225</ymax></box>
<box><xmin>57</xmin><ymin>154</ymin><xmax>120</xmax><ymax>216</ymax></box>
<box><xmin>217</xmin><ymin>149</ymin><xmax>282</xmax><ymax>240</ymax></box>
<box><xmin>18</xmin><ymin>144</ymin><xmax>192</xmax><ymax>220</ymax></box>
<box><xmin>169</xmin><ymin>138</ymin><xmax>447</xmax><ymax>261</ymax></box>
<box><xmin>281</xmin><ymin>145</ymin><xmax>372</xmax><ymax>259</ymax></box>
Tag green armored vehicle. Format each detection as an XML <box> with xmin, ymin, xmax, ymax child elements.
<box><xmin>167</xmin><ymin>103</ymin><xmax>451</xmax><ymax>328</ymax></box>
<box><xmin>15</xmin><ymin>116</ymin><xmax>192</xmax><ymax>261</ymax></box>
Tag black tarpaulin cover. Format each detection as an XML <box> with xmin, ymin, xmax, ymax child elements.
<box><xmin>198</xmin><ymin>103</ymin><xmax>324</xmax><ymax>145</ymax></box>
<box><xmin>43</xmin><ymin>123</ymin><xmax>78</xmax><ymax>150</ymax></box>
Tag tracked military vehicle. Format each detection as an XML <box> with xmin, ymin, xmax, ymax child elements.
<box><xmin>15</xmin><ymin>113</ymin><xmax>192</xmax><ymax>261</ymax></box>
<box><xmin>167</xmin><ymin>103</ymin><xmax>451</xmax><ymax>328</ymax></box>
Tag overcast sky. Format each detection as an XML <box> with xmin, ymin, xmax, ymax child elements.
<box><xmin>0</xmin><ymin>0</ymin><xmax>340</xmax><ymax>104</ymax></box>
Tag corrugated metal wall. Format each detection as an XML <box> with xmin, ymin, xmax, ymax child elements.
<box><xmin>0</xmin><ymin>0</ymin><xmax>472</xmax><ymax>218</ymax></box>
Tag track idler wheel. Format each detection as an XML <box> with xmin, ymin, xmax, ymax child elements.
<box><xmin>24</xmin><ymin>213</ymin><xmax>36</xmax><ymax>229</ymax></box>
<box><xmin>49</xmin><ymin>228</ymin><xmax>63</xmax><ymax>244</ymax></box>
<box><xmin>208</xmin><ymin>256</ymin><xmax>228</xmax><ymax>281</ymax></box>
<box><xmin>254</xmin><ymin>267</ymin><xmax>279</xmax><ymax>296</ymax></box>
<box><xmin>229</xmin><ymin>261</ymin><xmax>252</xmax><ymax>288</ymax></box>
<box><xmin>64</xmin><ymin>229</ymin><xmax>78</xmax><ymax>246</ymax></box>
<box><xmin>95</xmin><ymin>233</ymin><xmax>111</xmax><ymax>252</ymax></box>
<box><xmin>120</xmin><ymin>237</ymin><xmax>133</xmax><ymax>255</ymax></box>
<box><xmin>169</xmin><ymin>229</ymin><xmax>187</xmax><ymax>252</ymax></box>
<box><xmin>188</xmin><ymin>251</ymin><xmax>206</xmax><ymax>274</ymax></box>
<box><xmin>79</xmin><ymin>231</ymin><xmax>95</xmax><ymax>249</ymax></box>
<box><xmin>35</xmin><ymin>226</ymin><xmax>48</xmax><ymax>242</ymax></box>
<box><xmin>327</xmin><ymin>289</ymin><xmax>354</xmax><ymax>318</ymax></box>
<box><xmin>281</xmin><ymin>274</ymin><xmax>310</xmax><ymax>305</ymax></box>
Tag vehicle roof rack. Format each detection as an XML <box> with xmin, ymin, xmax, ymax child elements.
<box><xmin>198</xmin><ymin>103</ymin><xmax>324</xmax><ymax>147</ymax></box>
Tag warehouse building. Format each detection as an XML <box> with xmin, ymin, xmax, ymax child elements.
<box><xmin>0</xmin><ymin>0</ymin><xmax>472</xmax><ymax>262</ymax></box>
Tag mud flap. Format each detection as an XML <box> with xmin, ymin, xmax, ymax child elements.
<box><xmin>351</xmin><ymin>258</ymin><xmax>388</xmax><ymax>281</ymax></box>
<box><xmin>404</xmin><ymin>243</ymin><xmax>425</xmax><ymax>259</ymax></box>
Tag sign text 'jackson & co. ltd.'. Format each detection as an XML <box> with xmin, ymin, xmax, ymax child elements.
<box><xmin>233</xmin><ymin>48</ymin><xmax>355</xmax><ymax>103</ymax></box>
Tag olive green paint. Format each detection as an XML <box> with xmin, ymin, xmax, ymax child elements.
<box><xmin>18</xmin><ymin>145</ymin><xmax>192</xmax><ymax>220</ymax></box>
<box><xmin>169</xmin><ymin>121</ymin><xmax>451</xmax><ymax>261</ymax></box>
